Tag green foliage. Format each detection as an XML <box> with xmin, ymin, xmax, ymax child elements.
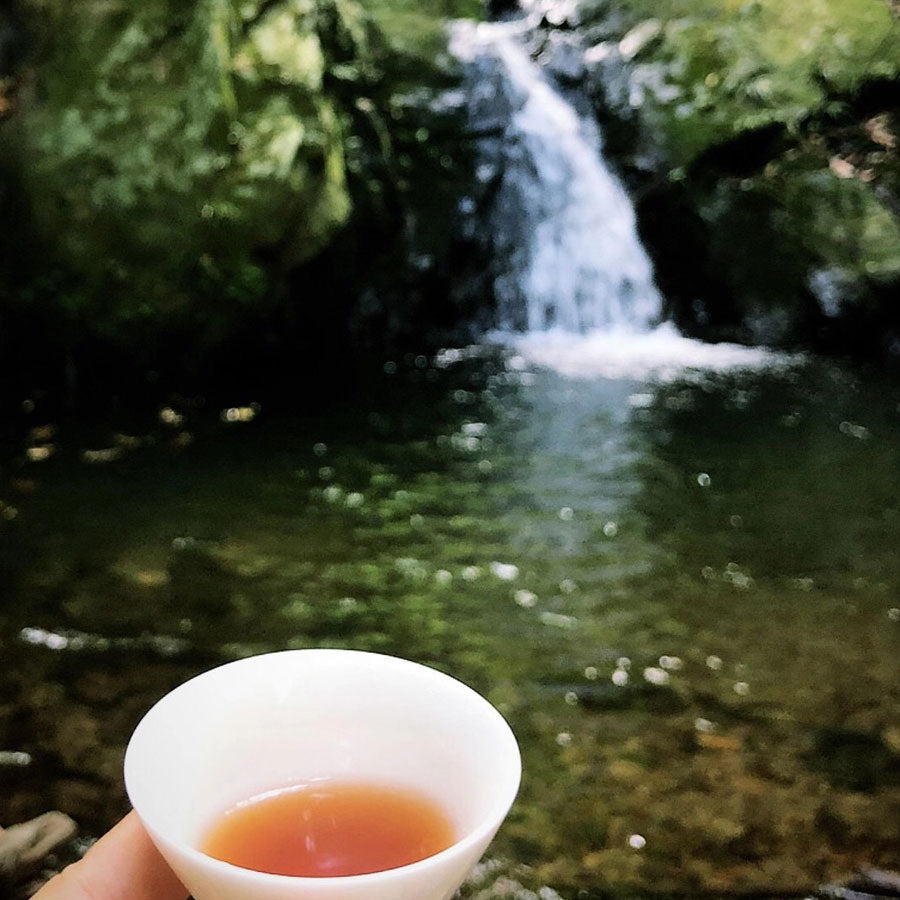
<box><xmin>0</xmin><ymin>0</ymin><xmax>477</xmax><ymax>376</ymax></box>
<box><xmin>3</xmin><ymin>0</ymin><xmax>373</xmax><ymax>347</ymax></box>
<box><xmin>777</xmin><ymin>162</ymin><xmax>900</xmax><ymax>281</ymax></box>
<box><xmin>591</xmin><ymin>0</ymin><xmax>899</xmax><ymax>162</ymax></box>
<box><xmin>361</xmin><ymin>0</ymin><xmax>481</xmax><ymax>60</ymax></box>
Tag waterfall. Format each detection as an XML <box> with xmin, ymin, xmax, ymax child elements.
<box><xmin>451</xmin><ymin>19</ymin><xmax>662</xmax><ymax>334</ymax></box>
<box><xmin>451</xmin><ymin>19</ymin><xmax>799</xmax><ymax>381</ymax></box>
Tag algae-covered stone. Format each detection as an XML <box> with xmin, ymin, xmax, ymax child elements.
<box><xmin>0</xmin><ymin>0</ymin><xmax>482</xmax><ymax>378</ymax></box>
<box><xmin>782</xmin><ymin>167</ymin><xmax>900</xmax><ymax>282</ymax></box>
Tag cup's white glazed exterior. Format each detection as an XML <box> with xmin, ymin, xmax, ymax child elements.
<box><xmin>124</xmin><ymin>649</ymin><xmax>521</xmax><ymax>900</ymax></box>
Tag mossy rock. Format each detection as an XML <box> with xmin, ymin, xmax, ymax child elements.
<box><xmin>574</xmin><ymin>0</ymin><xmax>900</xmax><ymax>355</ymax></box>
<box><xmin>2</xmin><ymin>0</ymin><xmax>370</xmax><ymax>347</ymax></box>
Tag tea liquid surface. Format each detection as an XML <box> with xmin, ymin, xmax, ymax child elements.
<box><xmin>199</xmin><ymin>780</ymin><xmax>456</xmax><ymax>877</ymax></box>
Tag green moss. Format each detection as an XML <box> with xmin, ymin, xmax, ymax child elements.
<box><xmin>779</xmin><ymin>166</ymin><xmax>900</xmax><ymax>281</ymax></box>
<box><xmin>360</xmin><ymin>0</ymin><xmax>481</xmax><ymax>60</ymax></box>
<box><xmin>585</xmin><ymin>0</ymin><xmax>900</xmax><ymax>344</ymax></box>
<box><xmin>589</xmin><ymin>0</ymin><xmax>899</xmax><ymax>164</ymax></box>
<box><xmin>0</xmin><ymin>0</ymin><xmax>478</xmax><ymax>377</ymax></box>
<box><xmin>3</xmin><ymin>0</ymin><xmax>370</xmax><ymax>348</ymax></box>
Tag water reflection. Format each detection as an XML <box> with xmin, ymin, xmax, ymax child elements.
<box><xmin>1</xmin><ymin>350</ymin><xmax>898</xmax><ymax>896</ymax></box>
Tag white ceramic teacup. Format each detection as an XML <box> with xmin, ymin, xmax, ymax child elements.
<box><xmin>124</xmin><ymin>649</ymin><xmax>521</xmax><ymax>900</ymax></box>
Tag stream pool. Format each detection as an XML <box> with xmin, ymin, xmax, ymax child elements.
<box><xmin>1</xmin><ymin>344</ymin><xmax>898</xmax><ymax>897</ymax></box>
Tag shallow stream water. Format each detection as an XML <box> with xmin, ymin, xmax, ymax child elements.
<box><xmin>1</xmin><ymin>345</ymin><xmax>898</xmax><ymax>897</ymax></box>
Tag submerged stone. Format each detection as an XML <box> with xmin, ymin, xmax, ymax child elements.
<box><xmin>807</xmin><ymin>728</ymin><xmax>900</xmax><ymax>793</ymax></box>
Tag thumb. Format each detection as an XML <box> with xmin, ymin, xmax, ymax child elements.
<box><xmin>33</xmin><ymin>812</ymin><xmax>187</xmax><ymax>900</ymax></box>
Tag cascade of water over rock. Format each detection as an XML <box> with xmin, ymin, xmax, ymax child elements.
<box><xmin>451</xmin><ymin>18</ymin><xmax>798</xmax><ymax>380</ymax></box>
<box><xmin>451</xmin><ymin>18</ymin><xmax>662</xmax><ymax>335</ymax></box>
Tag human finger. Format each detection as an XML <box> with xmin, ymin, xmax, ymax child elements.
<box><xmin>32</xmin><ymin>811</ymin><xmax>187</xmax><ymax>900</ymax></box>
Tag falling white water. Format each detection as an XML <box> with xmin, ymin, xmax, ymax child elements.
<box><xmin>452</xmin><ymin>18</ymin><xmax>661</xmax><ymax>333</ymax></box>
<box><xmin>509</xmin><ymin>322</ymin><xmax>800</xmax><ymax>382</ymax></box>
<box><xmin>451</xmin><ymin>19</ymin><xmax>798</xmax><ymax>380</ymax></box>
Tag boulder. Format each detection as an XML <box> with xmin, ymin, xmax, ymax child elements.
<box><xmin>4</xmin><ymin>0</ymin><xmax>371</xmax><ymax>346</ymax></box>
<box><xmin>0</xmin><ymin>812</ymin><xmax>76</xmax><ymax>882</ymax></box>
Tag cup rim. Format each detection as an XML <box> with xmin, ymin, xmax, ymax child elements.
<box><xmin>125</xmin><ymin>649</ymin><xmax>522</xmax><ymax>886</ymax></box>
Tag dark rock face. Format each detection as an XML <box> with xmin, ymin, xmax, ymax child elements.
<box><xmin>808</xmin><ymin>728</ymin><xmax>900</xmax><ymax>793</ymax></box>
<box><xmin>9</xmin><ymin>0</ymin><xmax>359</xmax><ymax>308</ymax></box>
<box><xmin>487</xmin><ymin>0</ymin><xmax>522</xmax><ymax>17</ymax></box>
<box><xmin>0</xmin><ymin>14</ymin><xmax>22</xmax><ymax>78</ymax></box>
<box><xmin>537</xmin><ymin>32</ymin><xmax>585</xmax><ymax>84</ymax></box>
<box><xmin>451</xmin><ymin>33</ymin><xmax>533</xmax><ymax>331</ymax></box>
<box><xmin>0</xmin><ymin>0</ymin><xmax>366</xmax><ymax>404</ymax></box>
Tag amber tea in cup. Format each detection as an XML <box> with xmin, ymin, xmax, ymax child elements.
<box><xmin>200</xmin><ymin>779</ymin><xmax>456</xmax><ymax>877</ymax></box>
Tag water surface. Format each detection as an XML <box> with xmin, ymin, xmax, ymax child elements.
<box><xmin>1</xmin><ymin>347</ymin><xmax>898</xmax><ymax>897</ymax></box>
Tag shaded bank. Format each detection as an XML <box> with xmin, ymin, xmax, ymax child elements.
<box><xmin>2</xmin><ymin>0</ymin><xmax>900</xmax><ymax>422</ymax></box>
<box><xmin>0</xmin><ymin>0</ymin><xmax>483</xmax><ymax>417</ymax></box>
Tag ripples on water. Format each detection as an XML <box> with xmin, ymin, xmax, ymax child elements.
<box><xmin>1</xmin><ymin>342</ymin><xmax>898</xmax><ymax>896</ymax></box>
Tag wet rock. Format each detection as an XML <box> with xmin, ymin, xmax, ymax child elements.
<box><xmin>583</xmin><ymin>40</ymin><xmax>617</xmax><ymax>68</ymax></box>
<box><xmin>72</xmin><ymin>670</ymin><xmax>130</xmax><ymax>706</ymax></box>
<box><xmin>808</xmin><ymin>266</ymin><xmax>866</xmax><ymax>319</ymax></box>
<box><xmin>850</xmin><ymin>868</ymin><xmax>900</xmax><ymax>896</ymax></box>
<box><xmin>53</xmin><ymin>564</ymin><xmax>172</xmax><ymax>635</ymax></box>
<box><xmin>617</xmin><ymin>19</ymin><xmax>662</xmax><ymax>62</ymax></box>
<box><xmin>813</xmin><ymin>869</ymin><xmax>900</xmax><ymax>900</ymax></box>
<box><xmin>167</xmin><ymin>541</ymin><xmax>244</xmax><ymax>612</ymax></box>
<box><xmin>527</xmin><ymin>0</ymin><xmax>583</xmax><ymax>29</ymax></box>
<box><xmin>0</xmin><ymin>812</ymin><xmax>76</xmax><ymax>882</ymax></box>
<box><xmin>53</xmin><ymin>779</ymin><xmax>124</xmax><ymax>834</ymax></box>
<box><xmin>0</xmin><ymin>705</ymin><xmax>16</xmax><ymax>739</ymax></box>
<box><xmin>572</xmin><ymin>0</ymin><xmax>900</xmax><ymax>358</ymax></box>
<box><xmin>538</xmin><ymin>680</ymin><xmax>689</xmax><ymax>713</ymax></box>
<box><xmin>579</xmin><ymin>4</ymin><xmax>633</xmax><ymax>45</ymax></box>
<box><xmin>26</xmin><ymin>681</ymin><xmax>66</xmax><ymax>712</ymax></box>
<box><xmin>1</xmin><ymin>0</ymin><xmax>370</xmax><ymax>364</ymax></box>
<box><xmin>688</xmin><ymin>121</ymin><xmax>791</xmax><ymax>179</ymax></box>
<box><xmin>0</xmin><ymin>9</ymin><xmax>25</xmax><ymax>79</ymax></box>
<box><xmin>744</xmin><ymin>305</ymin><xmax>796</xmax><ymax>346</ymax></box>
<box><xmin>48</xmin><ymin>707</ymin><xmax>101</xmax><ymax>772</ymax></box>
<box><xmin>487</xmin><ymin>0</ymin><xmax>522</xmax><ymax>15</ymax></box>
<box><xmin>583</xmin><ymin>42</ymin><xmax>633</xmax><ymax>121</ymax></box>
<box><xmin>538</xmin><ymin>32</ymin><xmax>585</xmax><ymax>84</ymax></box>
